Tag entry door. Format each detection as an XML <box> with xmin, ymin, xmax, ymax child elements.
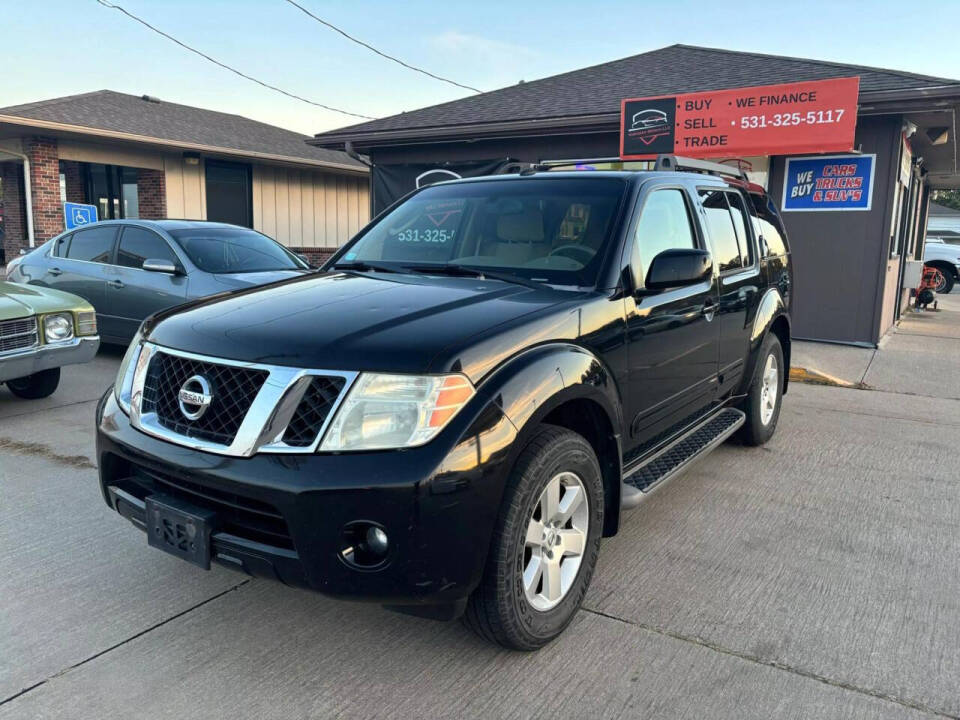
<box><xmin>205</xmin><ymin>160</ymin><xmax>252</xmax><ymax>227</ymax></box>
<box><xmin>103</xmin><ymin>225</ymin><xmax>189</xmax><ymax>342</ymax></box>
<box><xmin>47</xmin><ymin>225</ymin><xmax>117</xmax><ymax>333</ymax></box>
<box><xmin>624</xmin><ymin>186</ymin><xmax>720</xmax><ymax>452</ymax></box>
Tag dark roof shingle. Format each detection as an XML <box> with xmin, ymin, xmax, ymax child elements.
<box><xmin>0</xmin><ymin>90</ymin><xmax>364</xmax><ymax>170</ymax></box>
<box><xmin>313</xmin><ymin>44</ymin><xmax>960</xmax><ymax>142</ymax></box>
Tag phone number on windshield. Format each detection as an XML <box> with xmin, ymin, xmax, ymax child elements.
<box><xmin>394</xmin><ymin>228</ymin><xmax>455</xmax><ymax>243</ymax></box>
<box><xmin>739</xmin><ymin>109</ymin><xmax>845</xmax><ymax>129</ymax></box>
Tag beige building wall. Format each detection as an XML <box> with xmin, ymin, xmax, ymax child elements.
<box><xmin>163</xmin><ymin>154</ymin><xmax>207</xmax><ymax>220</ymax></box>
<box><xmin>251</xmin><ymin>165</ymin><xmax>368</xmax><ymax>248</ymax></box>
<box><xmin>162</xmin><ymin>157</ymin><xmax>369</xmax><ymax>247</ymax></box>
<box><xmin>19</xmin><ymin>136</ymin><xmax>369</xmax><ymax>247</ymax></box>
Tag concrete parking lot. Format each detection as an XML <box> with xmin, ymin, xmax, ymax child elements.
<box><xmin>2</xmin><ymin>302</ymin><xmax>959</xmax><ymax>719</ymax></box>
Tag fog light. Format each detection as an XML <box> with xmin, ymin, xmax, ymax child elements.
<box><xmin>339</xmin><ymin>521</ymin><xmax>390</xmax><ymax>569</ymax></box>
<box><xmin>366</xmin><ymin>526</ymin><xmax>389</xmax><ymax>555</ymax></box>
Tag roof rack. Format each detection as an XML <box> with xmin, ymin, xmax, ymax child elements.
<box><xmin>654</xmin><ymin>154</ymin><xmax>748</xmax><ymax>180</ymax></box>
<box><xmin>524</xmin><ymin>154</ymin><xmax>748</xmax><ymax>180</ymax></box>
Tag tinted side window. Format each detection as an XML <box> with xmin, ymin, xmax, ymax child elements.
<box><xmin>117</xmin><ymin>227</ymin><xmax>179</xmax><ymax>268</ymax></box>
<box><xmin>634</xmin><ymin>189</ymin><xmax>697</xmax><ymax>283</ymax></box>
<box><xmin>698</xmin><ymin>190</ymin><xmax>742</xmax><ymax>273</ymax></box>
<box><xmin>51</xmin><ymin>234</ymin><xmax>72</xmax><ymax>258</ymax></box>
<box><xmin>748</xmin><ymin>194</ymin><xmax>789</xmax><ymax>258</ymax></box>
<box><xmin>725</xmin><ymin>190</ymin><xmax>754</xmax><ymax>267</ymax></box>
<box><xmin>65</xmin><ymin>226</ymin><xmax>116</xmax><ymax>263</ymax></box>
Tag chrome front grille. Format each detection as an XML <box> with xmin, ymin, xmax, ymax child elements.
<box><xmin>130</xmin><ymin>343</ymin><xmax>355</xmax><ymax>457</ymax></box>
<box><xmin>0</xmin><ymin>317</ymin><xmax>38</xmax><ymax>355</ymax></box>
<box><xmin>281</xmin><ymin>376</ymin><xmax>346</xmax><ymax>447</ymax></box>
<box><xmin>141</xmin><ymin>352</ymin><xmax>269</xmax><ymax>446</ymax></box>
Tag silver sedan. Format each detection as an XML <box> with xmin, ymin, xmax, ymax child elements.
<box><xmin>5</xmin><ymin>220</ymin><xmax>310</xmax><ymax>344</ymax></box>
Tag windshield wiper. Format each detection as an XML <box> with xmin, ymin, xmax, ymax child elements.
<box><xmin>407</xmin><ymin>263</ymin><xmax>544</xmax><ymax>290</ymax></box>
<box><xmin>331</xmin><ymin>260</ymin><xmax>412</xmax><ymax>275</ymax></box>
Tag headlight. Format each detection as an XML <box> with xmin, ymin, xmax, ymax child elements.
<box><xmin>114</xmin><ymin>330</ymin><xmax>144</xmax><ymax>415</ymax></box>
<box><xmin>43</xmin><ymin>313</ymin><xmax>74</xmax><ymax>343</ymax></box>
<box><xmin>76</xmin><ymin>311</ymin><xmax>97</xmax><ymax>336</ymax></box>
<box><xmin>319</xmin><ymin>373</ymin><xmax>475</xmax><ymax>451</ymax></box>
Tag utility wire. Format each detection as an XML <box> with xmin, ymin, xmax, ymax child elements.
<box><xmin>95</xmin><ymin>0</ymin><xmax>377</xmax><ymax>120</ymax></box>
<box><xmin>283</xmin><ymin>0</ymin><xmax>483</xmax><ymax>94</ymax></box>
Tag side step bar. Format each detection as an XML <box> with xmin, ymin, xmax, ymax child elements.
<box><xmin>620</xmin><ymin>408</ymin><xmax>745</xmax><ymax>510</ymax></box>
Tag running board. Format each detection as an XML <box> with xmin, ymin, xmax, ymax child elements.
<box><xmin>620</xmin><ymin>408</ymin><xmax>745</xmax><ymax>510</ymax></box>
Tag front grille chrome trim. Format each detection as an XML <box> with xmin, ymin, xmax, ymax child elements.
<box><xmin>129</xmin><ymin>342</ymin><xmax>358</xmax><ymax>457</ymax></box>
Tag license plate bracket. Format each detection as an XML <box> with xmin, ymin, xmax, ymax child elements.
<box><xmin>145</xmin><ymin>495</ymin><xmax>215</xmax><ymax>569</ymax></box>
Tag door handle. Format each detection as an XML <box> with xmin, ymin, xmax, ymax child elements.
<box><xmin>108</xmin><ymin>279</ymin><xmax>125</xmax><ymax>289</ymax></box>
<box><xmin>702</xmin><ymin>300</ymin><xmax>718</xmax><ymax>316</ymax></box>
<box><xmin>49</xmin><ymin>267</ymin><xmax>62</xmax><ymax>276</ymax></box>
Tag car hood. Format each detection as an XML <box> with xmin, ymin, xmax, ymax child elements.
<box><xmin>924</xmin><ymin>243</ymin><xmax>960</xmax><ymax>263</ymax></box>
<box><xmin>146</xmin><ymin>271</ymin><xmax>583</xmax><ymax>380</ymax></box>
<box><xmin>211</xmin><ymin>269</ymin><xmax>309</xmax><ymax>288</ymax></box>
<box><xmin>0</xmin><ymin>280</ymin><xmax>92</xmax><ymax>320</ymax></box>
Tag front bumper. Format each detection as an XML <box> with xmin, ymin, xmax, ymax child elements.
<box><xmin>95</xmin><ymin>387</ymin><xmax>516</xmax><ymax>611</ymax></box>
<box><xmin>0</xmin><ymin>335</ymin><xmax>99</xmax><ymax>383</ymax></box>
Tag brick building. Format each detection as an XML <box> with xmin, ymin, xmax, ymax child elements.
<box><xmin>0</xmin><ymin>91</ymin><xmax>370</xmax><ymax>265</ymax></box>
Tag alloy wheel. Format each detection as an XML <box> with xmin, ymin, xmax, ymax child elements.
<box><xmin>759</xmin><ymin>353</ymin><xmax>779</xmax><ymax>425</ymax></box>
<box><xmin>522</xmin><ymin>471</ymin><xmax>589</xmax><ymax>612</ymax></box>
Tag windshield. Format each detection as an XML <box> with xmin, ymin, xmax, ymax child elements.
<box><xmin>169</xmin><ymin>227</ymin><xmax>306</xmax><ymax>274</ymax></box>
<box><xmin>338</xmin><ymin>177</ymin><xmax>627</xmax><ymax>285</ymax></box>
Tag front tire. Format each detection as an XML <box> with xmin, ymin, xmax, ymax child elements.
<box><xmin>463</xmin><ymin>424</ymin><xmax>604</xmax><ymax>650</ymax></box>
<box><xmin>931</xmin><ymin>264</ymin><xmax>955</xmax><ymax>294</ymax></box>
<box><xmin>738</xmin><ymin>334</ymin><xmax>784</xmax><ymax>446</ymax></box>
<box><xmin>6</xmin><ymin>367</ymin><xmax>60</xmax><ymax>399</ymax></box>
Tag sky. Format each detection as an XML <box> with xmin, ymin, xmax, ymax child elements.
<box><xmin>2</xmin><ymin>0</ymin><xmax>959</xmax><ymax>137</ymax></box>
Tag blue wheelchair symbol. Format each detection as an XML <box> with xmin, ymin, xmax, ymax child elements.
<box><xmin>63</xmin><ymin>202</ymin><xmax>98</xmax><ymax>230</ymax></box>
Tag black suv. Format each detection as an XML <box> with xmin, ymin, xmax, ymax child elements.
<box><xmin>96</xmin><ymin>155</ymin><xmax>792</xmax><ymax>650</ymax></box>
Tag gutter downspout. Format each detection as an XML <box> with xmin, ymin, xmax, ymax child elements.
<box><xmin>0</xmin><ymin>148</ymin><xmax>35</xmax><ymax>248</ymax></box>
<box><xmin>345</xmin><ymin>141</ymin><xmax>375</xmax><ymax>218</ymax></box>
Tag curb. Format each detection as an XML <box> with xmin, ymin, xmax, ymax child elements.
<box><xmin>789</xmin><ymin>366</ymin><xmax>862</xmax><ymax>389</ymax></box>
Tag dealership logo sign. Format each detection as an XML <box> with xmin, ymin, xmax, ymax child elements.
<box><xmin>627</xmin><ymin>109</ymin><xmax>671</xmax><ymax>145</ymax></box>
<box><xmin>620</xmin><ymin>77</ymin><xmax>860</xmax><ymax>160</ymax></box>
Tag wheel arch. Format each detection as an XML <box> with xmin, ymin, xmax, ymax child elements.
<box><xmin>927</xmin><ymin>259</ymin><xmax>959</xmax><ymax>280</ymax></box>
<box><xmin>745</xmin><ymin>288</ymin><xmax>791</xmax><ymax>395</ymax></box>
<box><xmin>482</xmin><ymin>343</ymin><xmax>625</xmax><ymax>537</ymax></box>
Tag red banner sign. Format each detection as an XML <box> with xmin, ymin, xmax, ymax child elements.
<box><xmin>619</xmin><ymin>77</ymin><xmax>859</xmax><ymax>160</ymax></box>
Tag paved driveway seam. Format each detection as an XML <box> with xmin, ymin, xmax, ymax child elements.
<box><xmin>0</xmin><ymin>580</ymin><xmax>250</xmax><ymax>709</ymax></box>
<box><xmin>580</xmin><ymin>606</ymin><xmax>959</xmax><ymax>720</ymax></box>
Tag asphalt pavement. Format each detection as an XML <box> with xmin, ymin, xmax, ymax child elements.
<box><xmin>1</xmin><ymin>311</ymin><xmax>959</xmax><ymax>719</ymax></box>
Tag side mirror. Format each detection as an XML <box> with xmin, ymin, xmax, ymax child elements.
<box><xmin>294</xmin><ymin>252</ymin><xmax>315</xmax><ymax>269</ymax></box>
<box><xmin>142</xmin><ymin>258</ymin><xmax>179</xmax><ymax>274</ymax></box>
<box><xmin>644</xmin><ymin>248</ymin><xmax>712</xmax><ymax>291</ymax></box>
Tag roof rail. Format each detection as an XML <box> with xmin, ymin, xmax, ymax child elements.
<box><xmin>522</xmin><ymin>155</ymin><xmax>749</xmax><ymax>180</ymax></box>
<box><xmin>654</xmin><ymin>154</ymin><xmax>748</xmax><ymax>180</ymax></box>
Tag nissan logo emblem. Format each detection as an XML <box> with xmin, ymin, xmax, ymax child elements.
<box><xmin>178</xmin><ymin>375</ymin><xmax>213</xmax><ymax>420</ymax></box>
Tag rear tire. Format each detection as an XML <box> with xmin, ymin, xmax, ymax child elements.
<box><xmin>738</xmin><ymin>334</ymin><xmax>783</xmax><ymax>446</ymax></box>
<box><xmin>463</xmin><ymin>424</ymin><xmax>604</xmax><ymax>650</ymax></box>
<box><xmin>6</xmin><ymin>367</ymin><xmax>61</xmax><ymax>399</ymax></box>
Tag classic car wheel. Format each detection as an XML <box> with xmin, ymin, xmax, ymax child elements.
<box><xmin>6</xmin><ymin>367</ymin><xmax>61</xmax><ymax>399</ymax></box>
<box><xmin>463</xmin><ymin>424</ymin><xmax>603</xmax><ymax>650</ymax></box>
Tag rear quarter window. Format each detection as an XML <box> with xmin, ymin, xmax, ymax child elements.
<box><xmin>749</xmin><ymin>193</ymin><xmax>789</xmax><ymax>258</ymax></box>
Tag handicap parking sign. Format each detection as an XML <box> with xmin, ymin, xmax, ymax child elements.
<box><xmin>63</xmin><ymin>202</ymin><xmax>98</xmax><ymax>230</ymax></box>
